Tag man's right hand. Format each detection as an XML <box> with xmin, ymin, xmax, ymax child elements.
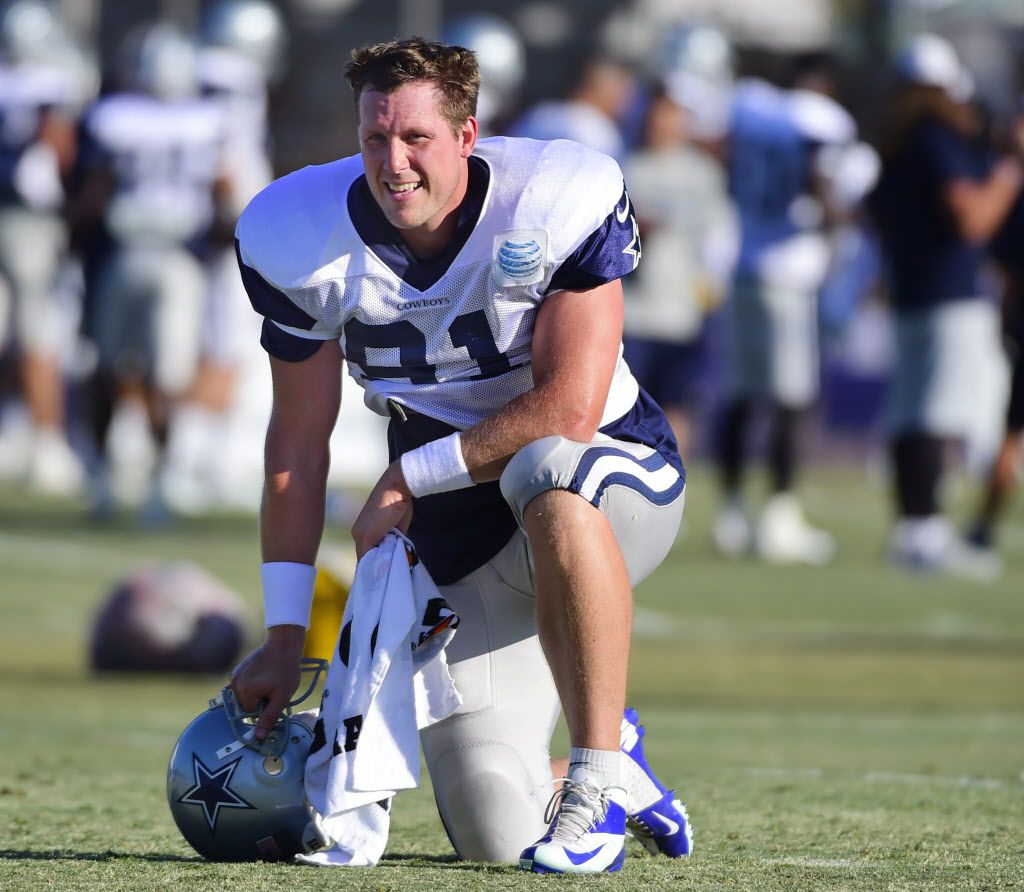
<box><xmin>230</xmin><ymin>625</ymin><xmax>306</xmax><ymax>741</ymax></box>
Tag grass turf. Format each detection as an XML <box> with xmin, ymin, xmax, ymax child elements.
<box><xmin>0</xmin><ymin>465</ymin><xmax>1022</xmax><ymax>890</ymax></box>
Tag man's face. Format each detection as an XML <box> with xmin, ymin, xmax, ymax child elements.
<box><xmin>358</xmin><ymin>81</ymin><xmax>477</xmax><ymax>252</ymax></box>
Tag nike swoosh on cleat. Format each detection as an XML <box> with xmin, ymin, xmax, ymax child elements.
<box><xmin>565</xmin><ymin>844</ymin><xmax>606</xmax><ymax>865</ymax></box>
<box><xmin>648</xmin><ymin>810</ymin><xmax>680</xmax><ymax>835</ymax></box>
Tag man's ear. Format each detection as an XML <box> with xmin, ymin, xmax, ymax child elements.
<box><xmin>460</xmin><ymin>116</ymin><xmax>479</xmax><ymax>158</ymax></box>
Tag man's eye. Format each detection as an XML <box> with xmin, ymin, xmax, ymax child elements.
<box><xmin>364</xmin><ymin>134</ymin><xmax>384</xmax><ymax>144</ymax></box>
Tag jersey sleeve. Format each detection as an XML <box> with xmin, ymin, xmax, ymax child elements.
<box><xmin>920</xmin><ymin>120</ymin><xmax>986</xmax><ymax>183</ymax></box>
<box><xmin>234</xmin><ymin>233</ymin><xmax>339</xmax><ymax>362</ymax></box>
<box><xmin>546</xmin><ymin>184</ymin><xmax>641</xmax><ymax>293</ymax></box>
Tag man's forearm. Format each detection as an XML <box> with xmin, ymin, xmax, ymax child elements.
<box><xmin>461</xmin><ymin>381</ymin><xmax>601</xmax><ymax>483</ymax></box>
<box><xmin>260</xmin><ymin>454</ymin><xmax>330</xmax><ymax>563</ymax></box>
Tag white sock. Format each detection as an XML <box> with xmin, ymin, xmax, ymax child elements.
<box><xmin>568</xmin><ymin>746</ymin><xmax>622</xmax><ymax>790</ymax></box>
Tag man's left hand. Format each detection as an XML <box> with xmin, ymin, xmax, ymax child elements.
<box><xmin>351</xmin><ymin>460</ymin><xmax>413</xmax><ymax>557</ymax></box>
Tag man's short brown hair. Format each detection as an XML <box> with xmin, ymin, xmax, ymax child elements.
<box><xmin>344</xmin><ymin>37</ymin><xmax>480</xmax><ymax>133</ymax></box>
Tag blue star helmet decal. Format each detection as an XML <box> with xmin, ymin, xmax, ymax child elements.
<box><xmin>177</xmin><ymin>754</ymin><xmax>254</xmax><ymax>831</ymax></box>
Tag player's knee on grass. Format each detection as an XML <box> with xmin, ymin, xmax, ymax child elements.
<box><xmin>426</xmin><ymin>737</ymin><xmax>547</xmax><ymax>863</ymax></box>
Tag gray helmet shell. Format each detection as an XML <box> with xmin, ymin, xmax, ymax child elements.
<box><xmin>166</xmin><ymin>660</ymin><xmax>326</xmax><ymax>861</ymax></box>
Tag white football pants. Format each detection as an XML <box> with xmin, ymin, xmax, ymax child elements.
<box><xmin>420</xmin><ymin>433</ymin><xmax>685</xmax><ymax>862</ymax></box>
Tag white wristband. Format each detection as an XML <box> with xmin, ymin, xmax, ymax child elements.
<box><xmin>400</xmin><ymin>432</ymin><xmax>474</xmax><ymax>498</ymax></box>
<box><xmin>261</xmin><ymin>562</ymin><xmax>317</xmax><ymax>629</ymax></box>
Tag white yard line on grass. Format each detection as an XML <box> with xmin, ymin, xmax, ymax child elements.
<box><xmin>763</xmin><ymin>858</ymin><xmax>879</xmax><ymax>869</ymax></box>
<box><xmin>741</xmin><ymin>765</ymin><xmax>1019</xmax><ymax>790</ymax></box>
<box><xmin>864</xmin><ymin>771</ymin><xmax>1011</xmax><ymax>790</ymax></box>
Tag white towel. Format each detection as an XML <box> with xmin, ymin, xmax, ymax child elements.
<box><xmin>301</xmin><ymin>531</ymin><xmax>462</xmax><ymax>867</ymax></box>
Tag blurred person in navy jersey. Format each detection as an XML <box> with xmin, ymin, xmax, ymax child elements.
<box><xmin>507</xmin><ymin>54</ymin><xmax>633</xmax><ymax>161</ymax></box>
<box><xmin>870</xmin><ymin>34</ymin><xmax>1024</xmax><ymax>576</ymax></box>
<box><xmin>70</xmin><ymin>22</ymin><xmax>232</xmax><ymax>515</ymax></box>
<box><xmin>966</xmin><ymin>187</ymin><xmax>1024</xmax><ymax>562</ymax></box>
<box><xmin>713</xmin><ymin>53</ymin><xmax>871</xmax><ymax>565</ymax></box>
<box><xmin>0</xmin><ymin>0</ymin><xmax>94</xmax><ymax>495</ymax></box>
<box><xmin>620</xmin><ymin>84</ymin><xmax>736</xmax><ymax>455</ymax></box>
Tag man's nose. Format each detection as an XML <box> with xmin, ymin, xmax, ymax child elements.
<box><xmin>385</xmin><ymin>139</ymin><xmax>409</xmax><ymax>173</ymax></box>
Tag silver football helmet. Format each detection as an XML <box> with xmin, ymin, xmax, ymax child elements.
<box><xmin>119</xmin><ymin>22</ymin><xmax>199</xmax><ymax>100</ymax></box>
<box><xmin>0</xmin><ymin>0</ymin><xmax>70</xmax><ymax>64</ymax></box>
<box><xmin>443</xmin><ymin>13</ymin><xmax>524</xmax><ymax>131</ymax></box>
<box><xmin>200</xmin><ymin>0</ymin><xmax>287</xmax><ymax>81</ymax></box>
<box><xmin>167</xmin><ymin>659</ymin><xmax>328</xmax><ymax>861</ymax></box>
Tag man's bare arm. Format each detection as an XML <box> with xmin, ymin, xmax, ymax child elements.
<box><xmin>350</xmin><ymin>279</ymin><xmax>625</xmax><ymax>555</ymax></box>
<box><xmin>461</xmin><ymin>278</ymin><xmax>625</xmax><ymax>480</ymax></box>
<box><xmin>261</xmin><ymin>340</ymin><xmax>343</xmax><ymax>562</ymax></box>
<box><xmin>232</xmin><ymin>338</ymin><xmax>342</xmax><ymax>738</ymax></box>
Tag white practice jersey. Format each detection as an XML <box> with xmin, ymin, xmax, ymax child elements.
<box><xmin>0</xmin><ymin>62</ymin><xmax>81</xmax><ymax>209</ymax></box>
<box><xmin>236</xmin><ymin>136</ymin><xmax>642</xmax><ymax>430</ymax></box>
<box><xmin>198</xmin><ymin>46</ymin><xmax>273</xmax><ymax>212</ymax></box>
<box><xmin>81</xmin><ymin>93</ymin><xmax>226</xmax><ymax>246</ymax></box>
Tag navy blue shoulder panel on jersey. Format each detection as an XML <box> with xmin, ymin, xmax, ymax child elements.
<box><xmin>236</xmin><ymin>238</ymin><xmax>328</xmax><ymax>361</ymax></box>
<box><xmin>236</xmin><ymin>238</ymin><xmax>318</xmax><ymax>329</ymax></box>
<box><xmin>547</xmin><ymin>185</ymin><xmax>640</xmax><ymax>293</ymax></box>
<box><xmin>260</xmin><ymin>318</ymin><xmax>324</xmax><ymax>361</ymax></box>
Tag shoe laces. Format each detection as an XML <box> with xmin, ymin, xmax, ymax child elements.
<box><xmin>543</xmin><ymin>779</ymin><xmax>620</xmax><ymax>844</ymax></box>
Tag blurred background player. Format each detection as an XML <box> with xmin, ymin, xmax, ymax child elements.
<box><xmin>966</xmin><ymin>190</ymin><xmax>1024</xmax><ymax>564</ymax></box>
<box><xmin>620</xmin><ymin>81</ymin><xmax>736</xmax><ymax>456</ymax></box>
<box><xmin>0</xmin><ymin>0</ymin><xmax>93</xmax><ymax>495</ymax></box>
<box><xmin>508</xmin><ymin>52</ymin><xmax>633</xmax><ymax>161</ymax></box>
<box><xmin>158</xmin><ymin>0</ymin><xmax>286</xmax><ymax>514</ymax></box>
<box><xmin>71</xmin><ymin>21</ymin><xmax>231</xmax><ymax>514</ymax></box>
<box><xmin>712</xmin><ymin>52</ymin><xmax>866</xmax><ymax>565</ymax></box>
<box><xmin>870</xmin><ymin>34</ymin><xmax>1023</xmax><ymax>576</ymax></box>
<box><xmin>442</xmin><ymin>13</ymin><xmax>524</xmax><ymax>137</ymax></box>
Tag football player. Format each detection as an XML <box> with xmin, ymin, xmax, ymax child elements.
<box><xmin>507</xmin><ymin>53</ymin><xmax>633</xmax><ymax>161</ymax></box>
<box><xmin>713</xmin><ymin>53</ymin><xmax>862</xmax><ymax>564</ymax></box>
<box><xmin>72</xmin><ymin>22</ymin><xmax>232</xmax><ymax>513</ymax></box>
<box><xmin>965</xmin><ymin>170</ymin><xmax>1024</xmax><ymax>565</ymax></box>
<box><xmin>871</xmin><ymin>35</ymin><xmax>1023</xmax><ymax>575</ymax></box>
<box><xmin>158</xmin><ymin>0</ymin><xmax>286</xmax><ymax>514</ymax></box>
<box><xmin>231</xmin><ymin>38</ymin><xmax>690</xmax><ymax>874</ymax></box>
<box><xmin>0</xmin><ymin>0</ymin><xmax>91</xmax><ymax>494</ymax></box>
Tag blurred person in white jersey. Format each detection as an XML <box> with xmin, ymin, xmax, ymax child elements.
<box><xmin>507</xmin><ymin>53</ymin><xmax>633</xmax><ymax>161</ymax></box>
<box><xmin>713</xmin><ymin>53</ymin><xmax>872</xmax><ymax>565</ymax></box>
<box><xmin>158</xmin><ymin>0</ymin><xmax>287</xmax><ymax>514</ymax></box>
<box><xmin>0</xmin><ymin>0</ymin><xmax>93</xmax><ymax>495</ymax></box>
<box><xmin>620</xmin><ymin>82</ymin><xmax>736</xmax><ymax>456</ymax></box>
<box><xmin>71</xmin><ymin>22</ymin><xmax>231</xmax><ymax>514</ymax></box>
<box><xmin>231</xmin><ymin>37</ymin><xmax>692</xmax><ymax>874</ymax></box>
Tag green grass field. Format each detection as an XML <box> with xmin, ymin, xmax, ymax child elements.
<box><xmin>1</xmin><ymin>465</ymin><xmax>1022</xmax><ymax>890</ymax></box>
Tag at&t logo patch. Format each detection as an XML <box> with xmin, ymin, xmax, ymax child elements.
<box><xmin>492</xmin><ymin>230</ymin><xmax>547</xmax><ymax>287</ymax></box>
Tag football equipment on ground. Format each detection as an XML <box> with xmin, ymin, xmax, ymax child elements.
<box><xmin>90</xmin><ymin>562</ymin><xmax>248</xmax><ymax>673</ymax></box>
<box><xmin>166</xmin><ymin>658</ymin><xmax>327</xmax><ymax>860</ymax></box>
<box><xmin>621</xmin><ymin>707</ymin><xmax>694</xmax><ymax>858</ymax></box>
<box><xmin>519</xmin><ymin>779</ymin><xmax>627</xmax><ymax>874</ymax></box>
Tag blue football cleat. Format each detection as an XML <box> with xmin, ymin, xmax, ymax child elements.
<box><xmin>519</xmin><ymin>779</ymin><xmax>628</xmax><ymax>874</ymax></box>
<box><xmin>621</xmin><ymin>707</ymin><xmax>694</xmax><ymax>858</ymax></box>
